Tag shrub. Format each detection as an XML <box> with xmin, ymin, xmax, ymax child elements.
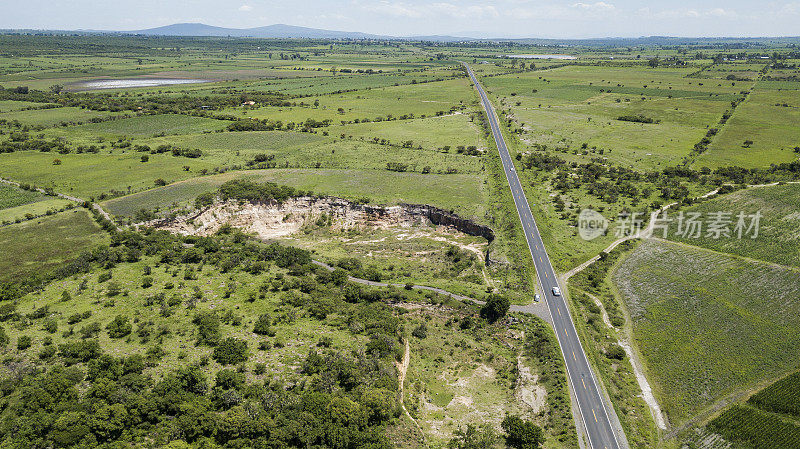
<box><xmin>252</xmin><ymin>314</ymin><xmax>273</xmax><ymax>336</ymax></box>
<box><xmin>141</xmin><ymin>276</ymin><xmax>154</xmax><ymax>288</ymax></box>
<box><xmin>480</xmin><ymin>295</ymin><xmax>510</xmax><ymax>323</ymax></box>
<box><xmin>218</xmin><ymin>179</ymin><xmax>299</xmax><ymax>204</ymax></box>
<box><xmin>412</xmin><ymin>323</ymin><xmax>428</xmax><ymax>339</ymax></box>
<box><xmin>17</xmin><ymin>335</ymin><xmax>32</xmax><ymax>351</ymax></box>
<box><xmin>106</xmin><ymin>315</ymin><xmax>132</xmax><ymax>338</ymax></box>
<box><xmin>605</xmin><ymin>344</ymin><xmax>626</xmax><ymax>360</ymax></box>
<box><xmin>212</xmin><ymin>337</ymin><xmax>248</xmax><ymax>365</ymax></box>
<box><xmin>193</xmin><ymin>311</ymin><xmax>221</xmax><ymax>346</ymax></box>
<box><xmin>501</xmin><ymin>414</ymin><xmax>545</xmax><ymax>449</ymax></box>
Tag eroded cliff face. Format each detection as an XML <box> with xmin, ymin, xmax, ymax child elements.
<box><xmin>150</xmin><ymin>197</ymin><xmax>494</xmax><ymax>242</ymax></box>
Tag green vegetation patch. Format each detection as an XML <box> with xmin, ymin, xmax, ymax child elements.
<box><xmin>0</xmin><ymin>209</ymin><xmax>108</xmax><ymax>283</ymax></box>
<box><xmin>747</xmin><ymin>371</ymin><xmax>800</xmax><ymax>419</ymax></box>
<box><xmin>668</xmin><ymin>183</ymin><xmax>800</xmax><ymax>267</ymax></box>
<box><xmin>708</xmin><ymin>405</ymin><xmax>800</xmax><ymax>449</ymax></box>
<box><xmin>0</xmin><ymin>183</ymin><xmax>42</xmax><ymax>209</ymax></box>
<box><xmin>63</xmin><ymin>113</ymin><xmax>229</xmax><ymax>137</ymax></box>
<box><xmin>699</xmin><ymin>84</ymin><xmax>800</xmax><ymax>168</ymax></box>
<box><xmin>612</xmin><ymin>239</ymin><xmax>800</xmax><ymax>424</ymax></box>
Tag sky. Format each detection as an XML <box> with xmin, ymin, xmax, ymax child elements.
<box><xmin>2</xmin><ymin>0</ymin><xmax>799</xmax><ymax>38</ymax></box>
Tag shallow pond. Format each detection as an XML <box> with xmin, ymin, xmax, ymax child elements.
<box><xmin>506</xmin><ymin>54</ymin><xmax>577</xmax><ymax>60</ymax></box>
<box><xmin>76</xmin><ymin>78</ymin><xmax>211</xmax><ymax>90</ymax></box>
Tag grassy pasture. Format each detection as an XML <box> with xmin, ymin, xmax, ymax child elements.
<box><xmin>0</xmin><ymin>106</ymin><xmax>123</xmax><ymax>127</ymax></box>
<box><xmin>483</xmin><ymin>67</ymin><xmax>736</xmax><ymax>171</ymax></box>
<box><xmin>698</xmin><ymin>84</ymin><xmax>800</xmax><ymax>168</ymax></box>
<box><xmin>0</xmin><ymin>150</ymin><xmax>217</xmax><ymax>199</ymax></box>
<box><xmin>668</xmin><ymin>183</ymin><xmax>800</xmax><ymax>267</ymax></box>
<box><xmin>51</xmin><ymin>113</ymin><xmax>229</xmax><ymax>138</ymax></box>
<box><xmin>0</xmin><ymin>209</ymin><xmax>108</xmax><ymax>283</ymax></box>
<box><xmin>612</xmin><ymin>239</ymin><xmax>800</xmax><ymax>424</ymax></box>
<box><xmin>149</xmin><ymin>130</ymin><xmax>483</xmax><ymax>174</ymax></box>
<box><xmin>0</xmin><ymin>99</ymin><xmax>53</xmax><ymax>112</ymax></box>
<box><xmin>0</xmin><ymin>197</ymin><xmax>74</xmax><ymax>223</ymax></box>
<box><xmin>336</xmin><ymin>113</ymin><xmax>486</xmax><ymax>151</ymax></box>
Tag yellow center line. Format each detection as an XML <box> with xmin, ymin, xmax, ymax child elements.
<box><xmin>572</xmin><ymin>351</ymin><xmax>576</xmax><ymax>361</ymax></box>
<box><xmin>593</xmin><ymin>409</ymin><xmax>598</xmax><ymax>423</ymax></box>
<box><xmin>582</xmin><ymin>378</ymin><xmax>586</xmax><ymax>389</ymax></box>
<box><xmin>558</xmin><ymin>308</ymin><xmax>562</xmax><ymax>316</ymax></box>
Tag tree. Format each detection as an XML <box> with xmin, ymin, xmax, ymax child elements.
<box><xmin>193</xmin><ymin>311</ymin><xmax>221</xmax><ymax>346</ymax></box>
<box><xmin>648</xmin><ymin>57</ymin><xmax>660</xmax><ymax>68</ymax></box>
<box><xmin>448</xmin><ymin>423</ymin><xmax>499</xmax><ymax>449</ymax></box>
<box><xmin>0</xmin><ymin>282</ymin><xmax>19</xmax><ymax>302</ymax></box>
<box><xmin>252</xmin><ymin>314</ymin><xmax>273</xmax><ymax>336</ymax></box>
<box><xmin>213</xmin><ymin>337</ymin><xmax>248</xmax><ymax>365</ymax></box>
<box><xmin>481</xmin><ymin>295</ymin><xmax>510</xmax><ymax>323</ymax></box>
<box><xmin>501</xmin><ymin>414</ymin><xmax>545</xmax><ymax>449</ymax></box>
<box><xmin>106</xmin><ymin>315</ymin><xmax>132</xmax><ymax>338</ymax></box>
<box><xmin>412</xmin><ymin>323</ymin><xmax>428</xmax><ymax>339</ymax></box>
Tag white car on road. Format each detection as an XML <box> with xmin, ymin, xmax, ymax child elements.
<box><xmin>552</xmin><ymin>287</ymin><xmax>561</xmax><ymax>296</ymax></box>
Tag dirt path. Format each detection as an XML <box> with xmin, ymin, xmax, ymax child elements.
<box><xmin>396</xmin><ymin>338</ymin><xmax>425</xmax><ymax>438</ymax></box>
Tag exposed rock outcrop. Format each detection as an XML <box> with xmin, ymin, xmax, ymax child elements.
<box><xmin>149</xmin><ymin>196</ymin><xmax>494</xmax><ymax>243</ymax></box>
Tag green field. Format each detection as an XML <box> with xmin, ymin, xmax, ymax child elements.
<box><xmin>699</xmin><ymin>84</ymin><xmax>800</xmax><ymax>168</ymax></box>
<box><xmin>0</xmin><ymin>209</ymin><xmax>109</xmax><ymax>283</ymax></box>
<box><xmin>51</xmin><ymin>113</ymin><xmax>229</xmax><ymax>138</ymax></box>
<box><xmin>613</xmin><ymin>239</ymin><xmax>800</xmax><ymax>424</ymax></box>
<box><xmin>0</xmin><ymin>151</ymin><xmax>218</xmax><ymax>200</ymax></box>
<box><xmin>668</xmin><ymin>183</ymin><xmax>800</xmax><ymax>267</ymax></box>
<box><xmin>0</xmin><ymin>183</ymin><xmax>41</xmax><ymax>209</ymax></box>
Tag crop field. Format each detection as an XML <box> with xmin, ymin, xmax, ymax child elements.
<box><xmin>0</xmin><ymin>106</ymin><xmax>125</xmax><ymax>127</ymax></box>
<box><xmin>0</xmin><ymin>151</ymin><xmax>218</xmax><ymax>199</ymax></box>
<box><xmin>481</xmin><ymin>66</ymin><xmax>737</xmax><ymax>171</ymax></box>
<box><xmin>0</xmin><ymin>209</ymin><xmax>108</xmax><ymax>283</ymax></box>
<box><xmin>747</xmin><ymin>371</ymin><xmax>800</xmax><ymax>419</ymax></box>
<box><xmin>698</xmin><ymin>84</ymin><xmax>800</xmax><ymax>168</ymax></box>
<box><xmin>0</xmin><ymin>183</ymin><xmax>41</xmax><ymax>209</ymax></box>
<box><xmin>50</xmin><ymin>113</ymin><xmax>230</xmax><ymax>138</ymax></box>
<box><xmin>668</xmin><ymin>183</ymin><xmax>800</xmax><ymax>267</ymax></box>
<box><xmin>612</xmin><ymin>239</ymin><xmax>800</xmax><ymax>424</ymax></box>
<box><xmin>104</xmin><ymin>168</ymin><xmax>487</xmax><ymax>222</ymax></box>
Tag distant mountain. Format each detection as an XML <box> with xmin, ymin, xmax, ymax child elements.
<box><xmin>130</xmin><ymin>23</ymin><xmax>390</xmax><ymax>40</ymax></box>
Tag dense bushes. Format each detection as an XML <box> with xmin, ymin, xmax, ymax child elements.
<box><xmin>218</xmin><ymin>179</ymin><xmax>302</xmax><ymax>203</ymax></box>
<box><xmin>0</xmin><ymin>345</ymin><xmax>400</xmax><ymax>448</ymax></box>
<box><xmin>212</xmin><ymin>337</ymin><xmax>248</xmax><ymax>365</ymax></box>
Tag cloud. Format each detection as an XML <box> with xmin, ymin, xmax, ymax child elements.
<box><xmin>637</xmin><ymin>7</ymin><xmax>738</xmax><ymax>19</ymax></box>
<box><xmin>572</xmin><ymin>2</ymin><xmax>615</xmax><ymax>12</ymax></box>
<box><xmin>361</xmin><ymin>1</ymin><xmax>498</xmax><ymax>19</ymax></box>
<box><xmin>238</xmin><ymin>4</ymin><xmax>253</xmax><ymax>12</ymax></box>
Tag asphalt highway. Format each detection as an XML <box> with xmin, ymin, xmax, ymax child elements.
<box><xmin>465</xmin><ymin>64</ymin><xmax>624</xmax><ymax>449</ymax></box>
